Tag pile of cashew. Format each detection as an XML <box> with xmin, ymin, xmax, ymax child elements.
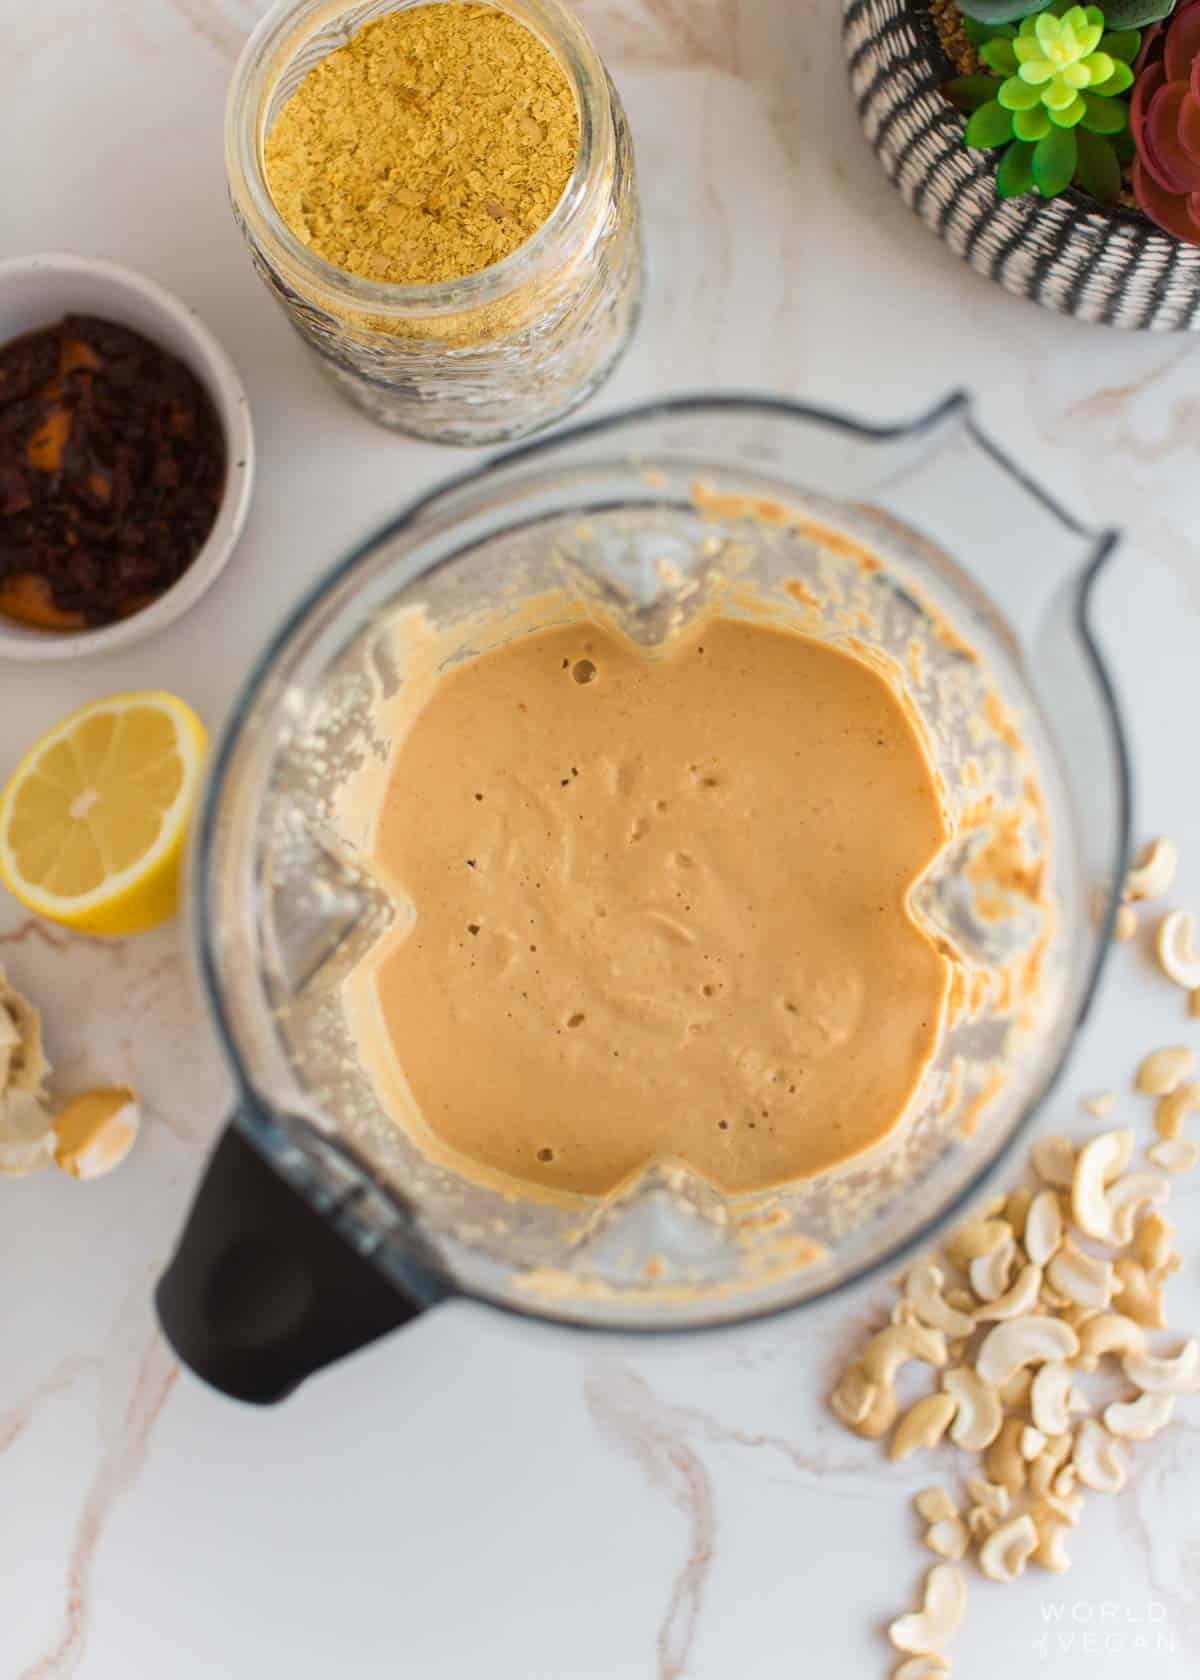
<box><xmin>827</xmin><ymin>1101</ymin><xmax>1196</xmax><ymax>1678</ymax></box>
<box><xmin>827</xmin><ymin>835</ymin><xmax>1200</xmax><ymax>1674</ymax></box>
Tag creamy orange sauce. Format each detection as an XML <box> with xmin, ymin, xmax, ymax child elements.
<box><xmin>366</xmin><ymin>616</ymin><xmax>952</xmax><ymax>1197</ymax></box>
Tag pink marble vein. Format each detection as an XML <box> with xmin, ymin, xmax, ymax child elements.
<box><xmin>586</xmin><ymin>1362</ymin><xmax>716</xmax><ymax>1680</ymax></box>
<box><xmin>20</xmin><ymin>1337</ymin><xmax>178</xmax><ymax>1680</ymax></box>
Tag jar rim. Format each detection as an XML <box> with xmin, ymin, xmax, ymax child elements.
<box><xmin>225</xmin><ymin>0</ymin><xmax>612</xmax><ymax>319</ymax></box>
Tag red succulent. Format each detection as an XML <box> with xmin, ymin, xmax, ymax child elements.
<box><xmin>1132</xmin><ymin>0</ymin><xmax>1200</xmax><ymax>242</ymax></box>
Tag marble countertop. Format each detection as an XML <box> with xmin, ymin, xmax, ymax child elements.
<box><xmin>4</xmin><ymin>1</ymin><xmax>1200</xmax><ymax>1674</ymax></box>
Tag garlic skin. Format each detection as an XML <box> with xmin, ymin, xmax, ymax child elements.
<box><xmin>0</xmin><ymin>1088</ymin><xmax>56</xmax><ymax>1176</ymax></box>
<box><xmin>0</xmin><ymin>964</ymin><xmax>54</xmax><ymax>1176</ymax></box>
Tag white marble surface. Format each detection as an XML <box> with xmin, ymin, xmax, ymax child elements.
<box><xmin>3</xmin><ymin>1</ymin><xmax>1200</xmax><ymax>1674</ymax></box>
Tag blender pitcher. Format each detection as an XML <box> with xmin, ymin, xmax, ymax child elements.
<box><xmin>156</xmin><ymin>393</ymin><xmax>1130</xmax><ymax>1403</ymax></box>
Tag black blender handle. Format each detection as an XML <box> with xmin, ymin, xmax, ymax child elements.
<box><xmin>156</xmin><ymin>1120</ymin><xmax>430</xmax><ymax>1404</ymax></box>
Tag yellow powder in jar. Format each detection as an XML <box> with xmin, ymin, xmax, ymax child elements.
<box><xmin>264</xmin><ymin>3</ymin><xmax>580</xmax><ymax>287</ymax></box>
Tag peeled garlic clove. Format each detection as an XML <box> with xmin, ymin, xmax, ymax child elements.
<box><xmin>53</xmin><ymin>1086</ymin><xmax>140</xmax><ymax>1180</ymax></box>
<box><xmin>0</xmin><ymin>1089</ymin><xmax>56</xmax><ymax>1176</ymax></box>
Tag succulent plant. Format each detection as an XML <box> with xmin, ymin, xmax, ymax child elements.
<box><xmin>1131</xmin><ymin>0</ymin><xmax>1200</xmax><ymax>239</ymax></box>
<box><xmin>959</xmin><ymin>0</ymin><xmax>1175</xmax><ymax>26</ymax></box>
<box><xmin>949</xmin><ymin>5</ymin><xmax>1142</xmax><ymax>199</ymax></box>
<box><xmin>996</xmin><ymin>7</ymin><xmax>1135</xmax><ymax>124</ymax></box>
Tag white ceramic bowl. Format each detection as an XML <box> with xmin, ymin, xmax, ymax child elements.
<box><xmin>0</xmin><ymin>253</ymin><xmax>255</xmax><ymax>661</ymax></box>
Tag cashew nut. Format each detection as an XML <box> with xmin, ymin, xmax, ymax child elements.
<box><xmin>1005</xmin><ymin>1186</ymin><xmax>1033</xmax><ymax>1241</ymax></box>
<box><xmin>1123</xmin><ymin>1337</ymin><xmax>1200</xmax><ymax>1395</ymax></box>
<box><xmin>978</xmin><ymin>1513</ymin><xmax>1038</xmax><ymax>1583</ymax></box>
<box><xmin>1124</xmin><ymin>837</ymin><xmax>1177</xmax><ymax>902</ymax></box>
<box><xmin>891</xmin><ymin>1393</ymin><xmax>958</xmax><ymax>1463</ymax></box>
<box><xmin>1155</xmin><ymin>1082</ymin><xmax>1200</xmax><ymax>1141</ymax></box>
<box><xmin>1031</xmin><ymin>1361</ymin><xmax>1077</xmax><ymax>1437</ymax></box>
<box><xmin>1192</xmin><ymin>986</ymin><xmax>1200</xmax><ymax>1019</ymax></box>
<box><xmin>1147</xmin><ymin>1137</ymin><xmax>1199</xmax><ymax>1174</ymax></box>
<box><xmin>985</xmin><ymin>1417</ymin><xmax>1029</xmax><ymax>1497</ymax></box>
<box><xmin>1023</xmin><ymin>1189</ymin><xmax>1064</xmax><ymax>1267</ymax></box>
<box><xmin>944</xmin><ymin>1218</ymin><xmax>1013</xmax><ymax>1267</ymax></box>
<box><xmin>862</xmin><ymin>1324</ymin><xmax>949</xmax><ymax>1388</ymax></box>
<box><xmin>1029</xmin><ymin>1502</ymin><xmax>1073</xmax><ymax>1573</ymax></box>
<box><xmin>942</xmin><ymin>1366</ymin><xmax>1003</xmax><ymax>1452</ymax></box>
<box><xmin>1031</xmin><ymin>1134</ymin><xmax>1075</xmax><ymax>1189</ymax></box>
<box><xmin>1112</xmin><ymin>903</ymin><xmax>1138</xmax><ymax>943</ymax></box>
<box><xmin>971</xmin><ymin>1262</ymin><xmax>1042</xmax><ymax>1323</ymax></box>
<box><xmin>1110</xmin><ymin>1261</ymin><xmax>1165</xmax><ymax>1331</ymax></box>
<box><xmin>1077</xmin><ymin>1310</ymin><xmax>1150</xmax><ymax>1365</ymax></box>
<box><xmin>915</xmin><ymin>1487</ymin><xmax>958</xmax><ymax>1525</ymax></box>
<box><xmin>904</xmin><ymin>1263</ymin><xmax>975</xmax><ymax>1339</ymax></box>
<box><xmin>830</xmin><ymin>1364</ymin><xmax>882</xmax><ymax>1430</ymax></box>
<box><xmin>1028</xmin><ymin>1432</ymin><xmax>1072</xmax><ymax>1498</ymax></box>
<box><xmin>1053</xmin><ymin>1465</ymin><xmax>1078</xmax><ymax>1499</ymax></box>
<box><xmin>924</xmin><ymin>1517</ymin><xmax>968</xmax><ymax>1562</ymax></box>
<box><xmin>1081</xmin><ymin>1092</ymin><xmax>1116</xmax><ymax>1118</ymax></box>
<box><xmin>1073</xmin><ymin>1418</ymin><xmax>1127</xmax><ymax>1494</ymax></box>
<box><xmin>888</xmin><ymin>1565</ymin><xmax>967</xmax><ymax>1657</ymax></box>
<box><xmin>858</xmin><ymin>1384</ymin><xmax>900</xmax><ymax>1440</ymax></box>
<box><xmin>976</xmin><ymin>1316</ymin><xmax>1079</xmax><ymax>1388</ymax></box>
<box><xmin>1156</xmin><ymin>908</ymin><xmax>1200</xmax><ymax>989</ymax></box>
<box><xmin>1039</xmin><ymin>1280</ymin><xmax>1072</xmax><ymax>1312</ymax></box>
<box><xmin>1072</xmin><ymin>1129</ymin><xmax>1134</xmax><ymax>1241</ymax></box>
<box><xmin>969</xmin><ymin>1239</ymin><xmax>1015</xmax><ymax>1303</ymax></box>
<box><xmin>1106</xmin><ymin>1170</ymin><xmax>1169</xmax><ymax>1246</ymax></box>
<box><xmin>1058</xmin><ymin>1300</ymin><xmax>1102</xmax><ymax>1336</ymax></box>
<box><xmin>997</xmin><ymin>1366</ymin><xmax>1034</xmax><ymax>1410</ymax></box>
<box><xmin>966</xmin><ymin>1504</ymin><xmax>998</xmax><ymax>1543</ymax></box>
<box><xmin>945</xmin><ymin>1287</ymin><xmax>977</xmax><ymax>1315</ymax></box>
<box><xmin>839</xmin><ymin>1322</ymin><xmax>947</xmax><ymax>1438</ymax></box>
<box><xmin>1047</xmin><ymin>1240</ymin><xmax>1114</xmax><ymax>1311</ymax></box>
<box><xmin>1020</xmin><ymin>1424</ymin><xmax>1047</xmax><ymax>1461</ymax></box>
<box><xmin>1135</xmin><ymin>1046</ymin><xmax>1196</xmax><ymax>1096</ymax></box>
<box><xmin>893</xmin><ymin>1659</ymin><xmax>950</xmax><ymax>1680</ymax></box>
<box><xmin>1135</xmin><ymin>1212</ymin><xmax>1174</xmax><ymax>1274</ymax></box>
<box><xmin>964</xmin><ymin>1475</ymin><xmax>1009</xmax><ymax>1517</ymax></box>
<box><xmin>1104</xmin><ymin>1392</ymin><xmax>1175</xmax><ymax>1440</ymax></box>
<box><xmin>1045</xmin><ymin>1484</ymin><xmax>1085</xmax><ymax>1526</ymax></box>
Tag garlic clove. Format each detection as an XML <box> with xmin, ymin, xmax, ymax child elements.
<box><xmin>53</xmin><ymin>1086</ymin><xmax>140</xmax><ymax>1180</ymax></box>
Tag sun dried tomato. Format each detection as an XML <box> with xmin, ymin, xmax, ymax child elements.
<box><xmin>0</xmin><ymin>314</ymin><xmax>225</xmax><ymax>629</ymax></box>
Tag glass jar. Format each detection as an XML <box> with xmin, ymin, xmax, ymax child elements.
<box><xmin>226</xmin><ymin>0</ymin><xmax>643</xmax><ymax>445</ymax></box>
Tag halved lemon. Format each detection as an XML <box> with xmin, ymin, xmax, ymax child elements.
<box><xmin>0</xmin><ymin>692</ymin><xmax>207</xmax><ymax>936</ymax></box>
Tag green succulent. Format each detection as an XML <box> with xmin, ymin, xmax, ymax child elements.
<box><xmin>993</xmin><ymin>6</ymin><xmax>1135</xmax><ymax>130</ymax></box>
<box><xmin>945</xmin><ymin>3</ymin><xmax>1142</xmax><ymax>201</ymax></box>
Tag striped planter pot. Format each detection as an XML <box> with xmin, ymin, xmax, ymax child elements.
<box><xmin>842</xmin><ymin>0</ymin><xmax>1200</xmax><ymax>330</ymax></box>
